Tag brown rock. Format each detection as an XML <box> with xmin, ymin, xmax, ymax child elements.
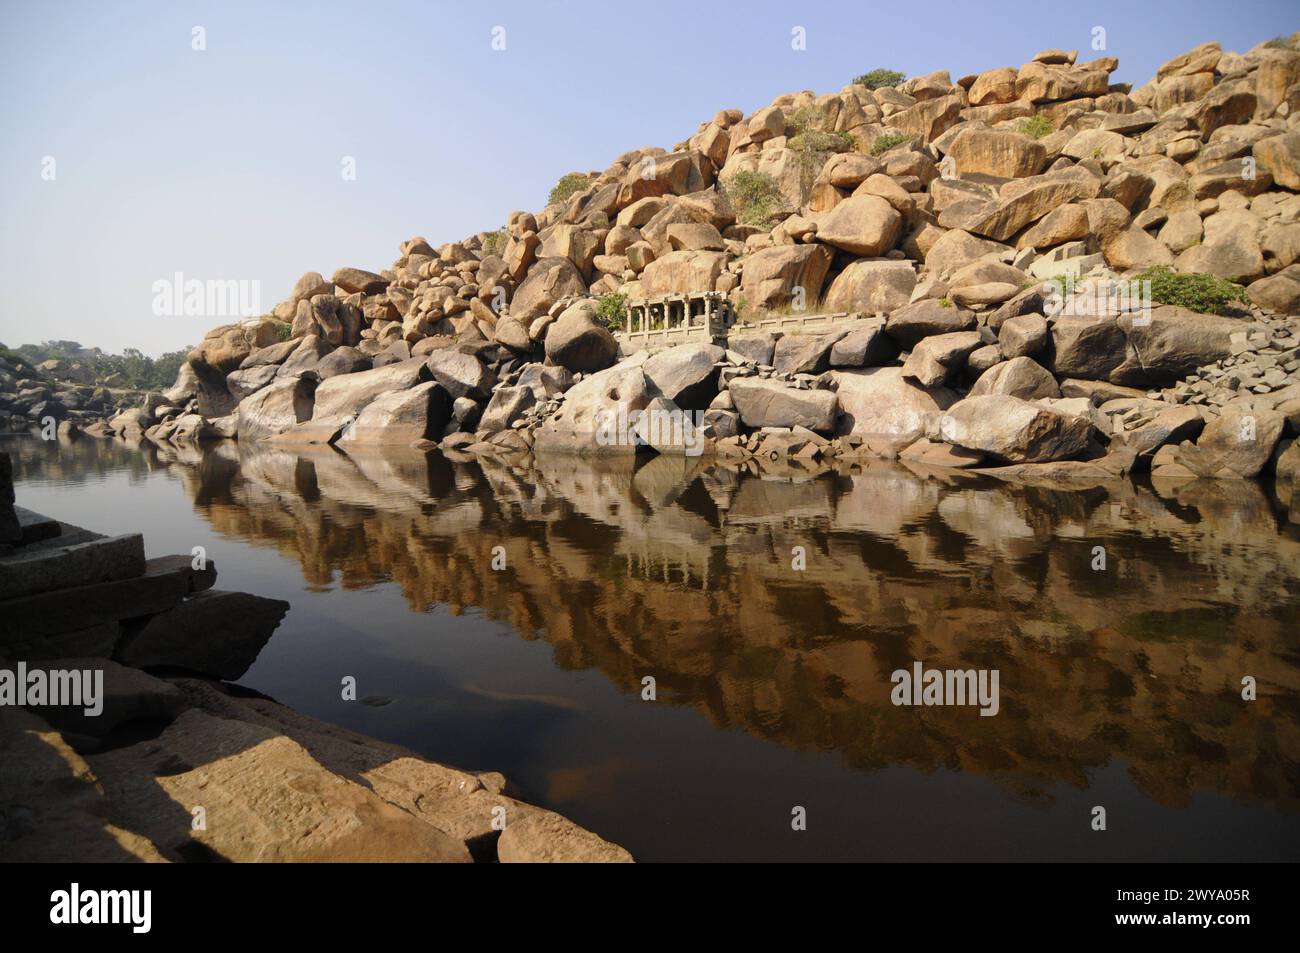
<box><xmin>947</xmin><ymin>127</ymin><xmax>1047</xmax><ymax>179</ymax></box>
<box><xmin>331</xmin><ymin>267</ymin><xmax>388</xmax><ymax>295</ymax></box>
<box><xmin>814</xmin><ymin>195</ymin><xmax>902</xmax><ymax>256</ymax></box>
<box><xmin>510</xmin><ymin>257</ymin><xmax>588</xmax><ymax>321</ymax></box>
<box><xmin>823</xmin><ymin>260</ymin><xmax>916</xmax><ymax>313</ymax></box>
<box><xmin>969</xmin><ymin>356</ymin><xmax>1061</xmax><ymax>399</ymax></box>
<box><xmin>942</xmin><ymin>394</ymin><xmax>1093</xmax><ymax>463</ymax></box>
<box><xmin>738</xmin><ymin>245</ymin><xmax>833</xmax><ymax>310</ymax></box>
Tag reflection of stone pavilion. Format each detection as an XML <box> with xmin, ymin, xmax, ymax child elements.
<box><xmin>618</xmin><ymin>291</ymin><xmax>734</xmax><ymax>349</ymax></box>
<box><xmin>44</xmin><ymin>435</ymin><xmax>1297</xmax><ymax>822</ymax></box>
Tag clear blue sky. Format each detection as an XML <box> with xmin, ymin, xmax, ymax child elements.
<box><xmin>1</xmin><ymin>0</ymin><xmax>1295</xmax><ymax>355</ymax></box>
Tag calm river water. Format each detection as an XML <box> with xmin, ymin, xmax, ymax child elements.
<box><xmin>6</xmin><ymin>433</ymin><xmax>1299</xmax><ymax>861</ymax></box>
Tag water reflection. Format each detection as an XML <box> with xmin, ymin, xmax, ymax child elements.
<box><xmin>9</xmin><ymin>434</ymin><xmax>1300</xmax><ymax>853</ymax></box>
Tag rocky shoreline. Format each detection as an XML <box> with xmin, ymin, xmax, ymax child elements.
<box><xmin>0</xmin><ymin>451</ymin><xmax>631</xmax><ymax>862</ymax></box>
<box><xmin>5</xmin><ymin>33</ymin><xmax>1300</xmax><ymax>860</ymax></box>
<box><xmin>5</xmin><ymin>35</ymin><xmax>1290</xmax><ymax>494</ymax></box>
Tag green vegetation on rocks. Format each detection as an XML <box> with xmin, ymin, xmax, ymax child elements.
<box><xmin>870</xmin><ymin>131</ymin><xmax>909</xmax><ymax>156</ymax></box>
<box><xmin>788</xmin><ymin>106</ymin><xmax>855</xmax><ymax>199</ymax></box>
<box><xmin>548</xmin><ymin>173</ymin><xmax>593</xmax><ymax>207</ymax></box>
<box><xmin>1018</xmin><ymin>115</ymin><xmax>1054</xmax><ymax>139</ymax></box>
<box><xmin>596</xmin><ymin>292</ymin><xmax>628</xmax><ymax>332</ymax></box>
<box><xmin>1134</xmin><ymin>266</ymin><xmax>1247</xmax><ymax>316</ymax></box>
<box><xmin>853</xmin><ymin>68</ymin><xmax>905</xmax><ymax>89</ymax></box>
<box><xmin>720</xmin><ymin>169</ymin><xmax>785</xmax><ymax>228</ymax></box>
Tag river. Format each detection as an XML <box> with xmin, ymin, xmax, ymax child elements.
<box><xmin>6</xmin><ymin>433</ymin><xmax>1299</xmax><ymax>861</ymax></box>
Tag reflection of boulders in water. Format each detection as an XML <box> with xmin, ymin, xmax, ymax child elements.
<box><xmin>0</xmin><ymin>453</ymin><xmax>283</xmax><ymax>679</ymax></box>
<box><xmin>157</xmin><ymin>441</ymin><xmax>1300</xmax><ymax>813</ymax></box>
<box><xmin>1</xmin><ymin>445</ymin><xmax>631</xmax><ymax>863</ymax></box>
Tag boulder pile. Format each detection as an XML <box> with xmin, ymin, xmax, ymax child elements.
<box><xmin>87</xmin><ymin>36</ymin><xmax>1300</xmax><ymax>495</ymax></box>
<box><xmin>0</xmin><ymin>348</ymin><xmax>136</xmax><ymax>435</ymax></box>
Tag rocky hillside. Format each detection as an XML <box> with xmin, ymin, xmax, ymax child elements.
<box><xmin>85</xmin><ymin>36</ymin><xmax>1300</xmax><ymax>496</ymax></box>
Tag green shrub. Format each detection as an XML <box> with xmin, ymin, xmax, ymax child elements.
<box><xmin>720</xmin><ymin>169</ymin><xmax>786</xmax><ymax>228</ymax></box>
<box><xmin>789</xmin><ymin>127</ymin><xmax>854</xmax><ymax>154</ymax></box>
<box><xmin>870</xmin><ymin>131</ymin><xmax>909</xmax><ymax>156</ymax></box>
<box><xmin>1132</xmin><ymin>266</ymin><xmax>1247</xmax><ymax>316</ymax></box>
<box><xmin>548</xmin><ymin>173</ymin><xmax>592</xmax><ymax>207</ymax></box>
<box><xmin>787</xmin><ymin>107</ymin><xmax>854</xmax><ymax>152</ymax></box>
<box><xmin>274</xmin><ymin>322</ymin><xmax>294</xmax><ymax>342</ymax></box>
<box><xmin>482</xmin><ymin>227</ymin><xmax>508</xmax><ymax>257</ymax></box>
<box><xmin>1264</xmin><ymin>37</ymin><xmax>1292</xmax><ymax>50</ymax></box>
<box><xmin>786</xmin><ymin>107</ymin><xmax>855</xmax><ymax>200</ymax></box>
<box><xmin>938</xmin><ymin>297</ymin><xmax>953</xmax><ymax>308</ymax></box>
<box><xmin>596</xmin><ymin>292</ymin><xmax>628</xmax><ymax>332</ymax></box>
<box><xmin>1018</xmin><ymin>115</ymin><xmax>1054</xmax><ymax>139</ymax></box>
<box><xmin>853</xmin><ymin>68</ymin><xmax>905</xmax><ymax>90</ymax></box>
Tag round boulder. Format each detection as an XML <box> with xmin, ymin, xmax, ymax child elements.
<box><xmin>544</xmin><ymin>301</ymin><xmax>618</xmax><ymax>373</ymax></box>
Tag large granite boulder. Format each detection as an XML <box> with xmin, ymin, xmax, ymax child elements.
<box><xmin>510</xmin><ymin>257</ymin><xmax>588</xmax><ymax>322</ymax></box>
<box><xmin>832</xmin><ymin>366</ymin><xmax>957</xmax><ymax>449</ymax></box>
<box><xmin>738</xmin><ymin>245</ymin><xmax>833</xmax><ymax>310</ymax></box>
<box><xmin>478</xmin><ymin>386</ymin><xmax>537</xmax><ymax>434</ymax></box>
<box><xmin>638</xmin><ymin>250</ymin><xmax>727</xmax><ymax>296</ymax></box>
<box><xmin>900</xmin><ymin>331</ymin><xmax>984</xmax><ymax>387</ymax></box>
<box><xmin>1178</xmin><ymin>406</ymin><xmax>1285</xmax><ymax>478</ymax></box>
<box><xmin>425</xmin><ymin>349</ymin><xmax>496</xmax><ymax>401</ymax></box>
<box><xmin>1109</xmin><ymin>307</ymin><xmax>1238</xmax><ymax>387</ymax></box>
<box><xmin>726</xmin><ymin>333</ymin><xmax>777</xmax><ymax>366</ymax></box>
<box><xmin>814</xmin><ymin>195</ymin><xmax>902</xmax><ymax>256</ymax></box>
<box><xmin>727</xmin><ymin>378</ymin><xmax>838</xmax><ymax>433</ymax></box>
<box><xmin>643</xmin><ymin>343</ymin><xmax>725</xmax><ymax>410</ymax></box>
<box><xmin>497</xmin><ymin>810</ymin><xmax>632</xmax><ymax>863</ymax></box>
<box><xmin>117</xmin><ymin>590</ymin><xmax>289</xmax><ymax>680</ymax></box>
<box><xmin>968</xmin><ymin>356</ymin><xmax>1061</xmax><ymax>400</ymax></box>
<box><xmin>773</xmin><ymin>330</ymin><xmax>849</xmax><ymax>375</ymax></box>
<box><xmin>88</xmin><ymin>709</ymin><xmax>470</xmax><ymax>862</ymax></box>
<box><xmin>277</xmin><ymin>334</ymin><xmax>335</xmax><ymax>379</ymax></box>
<box><xmin>314</xmin><ymin>346</ymin><xmax>372</xmax><ymax>379</ymax></box>
<box><xmin>823</xmin><ymin>259</ymin><xmax>917</xmax><ymax>313</ymax></box>
<box><xmin>272</xmin><ymin>359</ymin><xmax>430</xmax><ymax>445</ymax></box>
<box><xmin>1046</xmin><ymin>315</ymin><xmax>1128</xmax><ymax>381</ymax></box>
<box><xmin>886</xmin><ymin>299</ymin><xmax>977</xmax><ymax>349</ymax></box>
<box><xmin>226</xmin><ymin>364</ymin><xmax>279</xmax><ymax>401</ymax></box>
<box><xmin>543</xmin><ymin>302</ymin><xmax>619</xmax><ymax>373</ymax></box>
<box><xmin>829</xmin><ymin>319</ymin><xmax>898</xmax><ymax>367</ymax></box>
<box><xmin>336</xmin><ymin>381</ymin><xmax>451</xmax><ymax>446</ymax></box>
<box><xmin>940</xmin><ymin>394</ymin><xmax>1094</xmax><ymax>463</ymax></box>
<box><xmin>1118</xmin><ymin>405</ymin><xmax>1204</xmax><ymax>455</ymax></box>
<box><xmin>331</xmin><ymin>267</ymin><xmax>388</xmax><ymax>295</ymax></box>
<box><xmin>236</xmin><ymin>377</ymin><xmax>316</xmax><ymax>442</ymax></box>
<box><xmin>533</xmin><ymin>362</ymin><xmax>654</xmax><ymax>454</ymax></box>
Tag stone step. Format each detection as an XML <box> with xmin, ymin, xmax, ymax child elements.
<box><xmin>117</xmin><ymin>589</ymin><xmax>288</xmax><ymax>680</ymax></box>
<box><xmin>0</xmin><ymin>530</ymin><xmax>145</xmax><ymax>601</ymax></box>
<box><xmin>13</xmin><ymin>506</ymin><xmax>61</xmax><ymax>546</ymax></box>
<box><xmin>0</xmin><ymin>554</ymin><xmax>216</xmax><ymax>644</ymax></box>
